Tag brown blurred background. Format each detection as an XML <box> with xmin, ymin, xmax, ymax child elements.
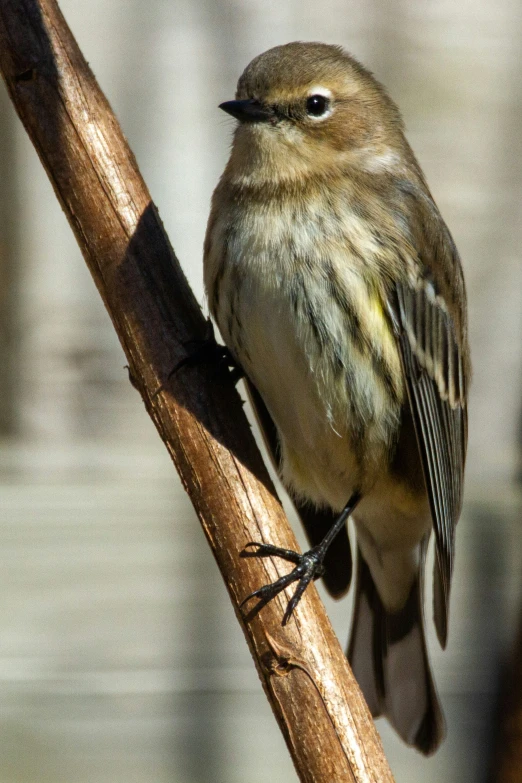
<box><xmin>1</xmin><ymin>1</ymin><xmax>521</xmax><ymax>781</ymax></box>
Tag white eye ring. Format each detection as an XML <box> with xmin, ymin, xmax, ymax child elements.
<box><xmin>305</xmin><ymin>86</ymin><xmax>334</xmax><ymax>120</ymax></box>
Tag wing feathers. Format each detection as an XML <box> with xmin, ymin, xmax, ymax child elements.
<box><xmin>390</xmin><ymin>281</ymin><xmax>467</xmax><ymax>648</ymax></box>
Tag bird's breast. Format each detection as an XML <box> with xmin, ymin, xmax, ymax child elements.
<box><xmin>204</xmin><ymin>189</ymin><xmax>405</xmax><ymax>508</ymax></box>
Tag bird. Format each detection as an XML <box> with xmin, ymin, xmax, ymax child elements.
<box><xmin>203</xmin><ymin>41</ymin><xmax>469</xmax><ymax>755</ymax></box>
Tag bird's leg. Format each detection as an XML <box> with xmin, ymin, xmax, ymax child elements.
<box><xmin>240</xmin><ymin>492</ymin><xmax>361</xmax><ymax>624</ymax></box>
<box><xmin>154</xmin><ymin>319</ymin><xmax>244</xmax><ymax>397</ymax></box>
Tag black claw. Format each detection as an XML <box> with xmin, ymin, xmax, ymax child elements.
<box><xmin>241</xmin><ymin>542</ymin><xmax>302</xmax><ymax>565</ymax></box>
<box><xmin>240</xmin><ymin>569</ymin><xmax>298</xmax><ymax>623</ymax></box>
<box><xmin>239</xmin><ymin>570</ymin><xmax>295</xmax><ymax>608</ymax></box>
<box><xmin>153</xmin><ymin>320</ymin><xmax>244</xmax><ymax>398</ymax></box>
<box><xmin>240</xmin><ymin>494</ymin><xmax>362</xmax><ymax>625</ymax></box>
<box><xmin>240</xmin><ymin>543</ymin><xmax>325</xmax><ymax>624</ymax></box>
<box><xmin>283</xmin><ymin>583</ymin><xmax>308</xmax><ymax>626</ymax></box>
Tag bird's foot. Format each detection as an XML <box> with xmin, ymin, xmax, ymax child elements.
<box><xmin>154</xmin><ymin>320</ymin><xmax>243</xmax><ymax>397</ymax></box>
<box><xmin>240</xmin><ymin>542</ymin><xmax>325</xmax><ymax>625</ymax></box>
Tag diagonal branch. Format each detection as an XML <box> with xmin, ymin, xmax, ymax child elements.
<box><xmin>0</xmin><ymin>2</ymin><xmax>395</xmax><ymax>781</ymax></box>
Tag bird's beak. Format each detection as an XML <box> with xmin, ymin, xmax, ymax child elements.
<box><xmin>219</xmin><ymin>99</ymin><xmax>273</xmax><ymax>123</ymax></box>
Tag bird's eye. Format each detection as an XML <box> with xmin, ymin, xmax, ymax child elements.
<box><xmin>306</xmin><ymin>94</ymin><xmax>330</xmax><ymax>117</ymax></box>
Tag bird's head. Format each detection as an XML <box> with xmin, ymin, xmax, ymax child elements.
<box><xmin>220</xmin><ymin>42</ymin><xmax>406</xmax><ymax>187</ymax></box>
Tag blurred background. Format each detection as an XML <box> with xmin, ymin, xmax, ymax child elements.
<box><xmin>1</xmin><ymin>0</ymin><xmax>522</xmax><ymax>781</ymax></box>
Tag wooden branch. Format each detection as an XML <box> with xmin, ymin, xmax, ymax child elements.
<box><xmin>0</xmin><ymin>2</ymin><xmax>395</xmax><ymax>781</ymax></box>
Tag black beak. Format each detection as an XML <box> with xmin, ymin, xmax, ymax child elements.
<box><xmin>219</xmin><ymin>99</ymin><xmax>273</xmax><ymax>123</ymax></box>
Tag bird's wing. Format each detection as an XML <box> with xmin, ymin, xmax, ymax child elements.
<box><xmin>387</xmin><ymin>258</ymin><xmax>468</xmax><ymax>647</ymax></box>
<box><xmin>245</xmin><ymin>379</ymin><xmax>352</xmax><ymax>598</ymax></box>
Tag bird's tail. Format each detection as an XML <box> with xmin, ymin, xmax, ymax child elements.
<box><xmin>347</xmin><ymin>546</ymin><xmax>445</xmax><ymax>755</ymax></box>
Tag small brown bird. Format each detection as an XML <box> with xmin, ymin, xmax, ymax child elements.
<box><xmin>204</xmin><ymin>42</ymin><xmax>469</xmax><ymax>754</ymax></box>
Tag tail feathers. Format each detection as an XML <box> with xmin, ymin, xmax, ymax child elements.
<box><xmin>348</xmin><ymin>549</ymin><xmax>445</xmax><ymax>756</ymax></box>
<box><xmin>433</xmin><ymin>554</ymin><xmax>449</xmax><ymax>649</ymax></box>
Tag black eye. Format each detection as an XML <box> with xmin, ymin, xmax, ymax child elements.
<box><xmin>306</xmin><ymin>94</ymin><xmax>330</xmax><ymax>117</ymax></box>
